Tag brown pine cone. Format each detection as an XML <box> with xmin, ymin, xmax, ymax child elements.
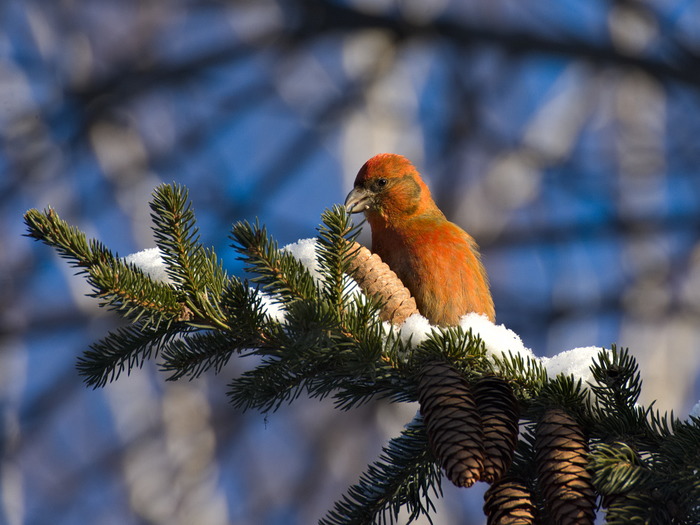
<box><xmin>483</xmin><ymin>477</ymin><xmax>537</xmax><ymax>525</ymax></box>
<box><xmin>474</xmin><ymin>376</ymin><xmax>520</xmax><ymax>483</ymax></box>
<box><xmin>345</xmin><ymin>241</ymin><xmax>418</xmax><ymax>325</ymax></box>
<box><xmin>418</xmin><ymin>362</ymin><xmax>484</xmax><ymax>487</ymax></box>
<box><xmin>535</xmin><ymin>408</ymin><xmax>596</xmax><ymax>525</ymax></box>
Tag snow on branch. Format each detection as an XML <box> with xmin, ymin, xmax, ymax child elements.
<box><xmin>125</xmin><ymin>238</ymin><xmax>610</xmax><ymax>389</ymax></box>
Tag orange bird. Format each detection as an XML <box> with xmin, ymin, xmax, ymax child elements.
<box><xmin>344</xmin><ymin>153</ymin><xmax>495</xmax><ymax>326</ymax></box>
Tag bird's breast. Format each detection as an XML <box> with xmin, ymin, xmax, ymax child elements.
<box><xmin>371</xmin><ymin>221</ymin><xmax>494</xmax><ymax>325</ymax></box>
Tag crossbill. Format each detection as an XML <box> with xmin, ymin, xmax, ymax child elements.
<box><xmin>345</xmin><ymin>153</ymin><xmax>495</xmax><ymax>326</ymax></box>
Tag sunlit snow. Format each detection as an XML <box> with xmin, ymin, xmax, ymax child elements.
<box><xmin>125</xmin><ymin>242</ymin><xmax>611</xmax><ymax>388</ymax></box>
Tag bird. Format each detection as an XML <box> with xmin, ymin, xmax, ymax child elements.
<box><xmin>344</xmin><ymin>153</ymin><xmax>495</xmax><ymax>326</ymax></box>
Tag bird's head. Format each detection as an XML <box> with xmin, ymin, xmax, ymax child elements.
<box><xmin>344</xmin><ymin>154</ymin><xmax>441</xmax><ymax>225</ymax></box>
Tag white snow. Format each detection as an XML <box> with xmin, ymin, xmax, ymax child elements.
<box><xmin>281</xmin><ymin>236</ymin><xmax>614</xmax><ymax>388</ymax></box>
<box><xmin>123</xmin><ymin>239</ymin><xmax>323</xmax><ymax>287</ymax></box>
<box><xmin>123</xmin><ymin>248</ymin><xmax>172</xmax><ymax>284</ymax></box>
<box><xmin>456</xmin><ymin>314</ymin><xmax>607</xmax><ymax>388</ymax></box>
<box><xmin>399</xmin><ymin>313</ymin><xmax>433</xmax><ymax>346</ymax></box>
<box><xmin>380</xmin><ymin>311</ymin><xmax>609</xmax><ymax>390</ymax></box>
<box><xmin>256</xmin><ymin>290</ymin><xmax>287</xmax><ymax>323</ymax></box>
<box><xmin>282</xmin><ymin>237</ymin><xmax>365</xmax><ymax>301</ymax></box>
<box><xmin>459</xmin><ymin>313</ymin><xmax>535</xmax><ymax>361</ymax></box>
<box><xmin>122</xmin><ymin>241</ymin><xmax>612</xmax><ymax>391</ymax></box>
<box><xmin>282</xmin><ymin>238</ymin><xmax>321</xmax><ymax>281</ymax></box>
<box><xmin>455</xmin><ymin>314</ymin><xmax>611</xmax><ymax>388</ymax></box>
<box><xmin>541</xmin><ymin>346</ymin><xmax>607</xmax><ymax>387</ymax></box>
<box><xmin>391</xmin><ymin>310</ymin><xmax>607</xmax><ymax>389</ymax></box>
<box><xmin>690</xmin><ymin>400</ymin><xmax>700</xmax><ymax>419</ymax></box>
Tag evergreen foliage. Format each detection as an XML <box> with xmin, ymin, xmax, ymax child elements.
<box><xmin>24</xmin><ymin>183</ymin><xmax>700</xmax><ymax>524</ymax></box>
<box><xmin>320</xmin><ymin>418</ymin><xmax>442</xmax><ymax>525</ymax></box>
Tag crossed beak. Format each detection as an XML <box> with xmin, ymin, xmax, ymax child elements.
<box><xmin>344</xmin><ymin>187</ymin><xmax>372</xmax><ymax>214</ymax></box>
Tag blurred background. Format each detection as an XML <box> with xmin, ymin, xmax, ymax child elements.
<box><xmin>2</xmin><ymin>0</ymin><xmax>700</xmax><ymax>523</ymax></box>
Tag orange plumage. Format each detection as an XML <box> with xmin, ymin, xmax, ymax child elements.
<box><xmin>345</xmin><ymin>153</ymin><xmax>495</xmax><ymax>326</ymax></box>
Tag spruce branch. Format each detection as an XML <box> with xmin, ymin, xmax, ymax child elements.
<box><xmin>227</xmin><ymin>206</ymin><xmax>422</xmax><ymax>414</ymax></box>
<box><xmin>227</xmin><ymin>298</ymin><xmax>409</xmax><ymax>413</ymax></box>
<box><xmin>78</xmin><ymin>322</ymin><xmax>187</xmax><ymax>388</ymax></box>
<box><xmin>589</xmin><ymin>441</ymin><xmax>649</xmax><ymax>496</ymax></box>
<box><xmin>315</xmin><ymin>205</ymin><xmax>363</xmax><ymax>315</ymax></box>
<box><xmin>160</xmin><ymin>330</ymin><xmax>248</xmax><ymax>380</ymax></box>
<box><xmin>161</xmin><ymin>280</ymin><xmax>285</xmax><ymax>382</ymax></box>
<box><xmin>150</xmin><ymin>183</ymin><xmax>230</xmax><ymax>330</ymax></box>
<box><xmin>535</xmin><ymin>374</ymin><xmax>592</xmax><ymax>421</ymax></box>
<box><xmin>588</xmin><ymin>347</ymin><xmax>671</xmax><ymax>449</ymax></box>
<box><xmin>488</xmin><ymin>350</ymin><xmax>548</xmax><ymax>400</ymax></box>
<box><xmin>651</xmin><ymin>418</ymin><xmax>700</xmax><ymax>523</ymax></box>
<box><xmin>602</xmin><ymin>491</ymin><xmax>662</xmax><ymax>525</ymax></box>
<box><xmin>24</xmin><ymin>186</ymin><xmax>700</xmax><ymax>524</ymax></box>
<box><xmin>412</xmin><ymin>327</ymin><xmax>490</xmax><ymax>374</ymax></box>
<box><xmin>590</xmin><ymin>345</ymin><xmax>642</xmax><ymax>412</ymax></box>
<box><xmin>231</xmin><ymin>219</ymin><xmax>317</xmax><ymax>305</ymax></box>
<box><xmin>220</xmin><ymin>278</ymin><xmax>276</xmax><ymax>339</ymax></box>
<box><xmin>24</xmin><ymin>207</ymin><xmax>184</xmax><ymax>328</ymax></box>
<box><xmin>320</xmin><ymin>417</ymin><xmax>442</xmax><ymax>525</ymax></box>
<box><xmin>227</xmin><ymin>300</ymin><xmax>356</xmax><ymax>413</ymax></box>
<box><xmin>25</xmin><ymin>207</ymin><xmax>103</xmax><ymax>271</ymax></box>
<box><xmin>228</xmin><ymin>356</ymin><xmax>317</xmax><ymax>413</ymax></box>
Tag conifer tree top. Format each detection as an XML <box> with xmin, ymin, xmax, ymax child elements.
<box><xmin>23</xmin><ymin>183</ymin><xmax>700</xmax><ymax>524</ymax></box>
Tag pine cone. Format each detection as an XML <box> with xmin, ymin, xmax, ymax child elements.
<box><xmin>474</xmin><ymin>376</ymin><xmax>520</xmax><ymax>483</ymax></box>
<box><xmin>483</xmin><ymin>477</ymin><xmax>537</xmax><ymax>525</ymax></box>
<box><xmin>535</xmin><ymin>408</ymin><xmax>596</xmax><ymax>525</ymax></box>
<box><xmin>418</xmin><ymin>362</ymin><xmax>484</xmax><ymax>487</ymax></box>
<box><xmin>345</xmin><ymin>242</ymin><xmax>418</xmax><ymax>325</ymax></box>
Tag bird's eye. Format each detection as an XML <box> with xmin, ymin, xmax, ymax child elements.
<box><xmin>374</xmin><ymin>178</ymin><xmax>388</xmax><ymax>190</ymax></box>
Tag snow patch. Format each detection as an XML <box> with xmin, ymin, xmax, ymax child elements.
<box><xmin>123</xmin><ymin>248</ymin><xmax>172</xmax><ymax>284</ymax></box>
<box><xmin>459</xmin><ymin>313</ymin><xmax>534</xmax><ymax>361</ymax></box>
<box><xmin>282</xmin><ymin>238</ymin><xmax>321</xmax><ymax>281</ymax></box>
<box><xmin>256</xmin><ymin>291</ymin><xmax>287</xmax><ymax>323</ymax></box>
<box><xmin>541</xmin><ymin>346</ymin><xmax>607</xmax><ymax>387</ymax></box>
<box><xmin>399</xmin><ymin>313</ymin><xmax>433</xmax><ymax>346</ymax></box>
<box><xmin>124</xmin><ymin>242</ymin><xmax>612</xmax><ymax>392</ymax></box>
<box><xmin>690</xmin><ymin>400</ymin><xmax>700</xmax><ymax>419</ymax></box>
